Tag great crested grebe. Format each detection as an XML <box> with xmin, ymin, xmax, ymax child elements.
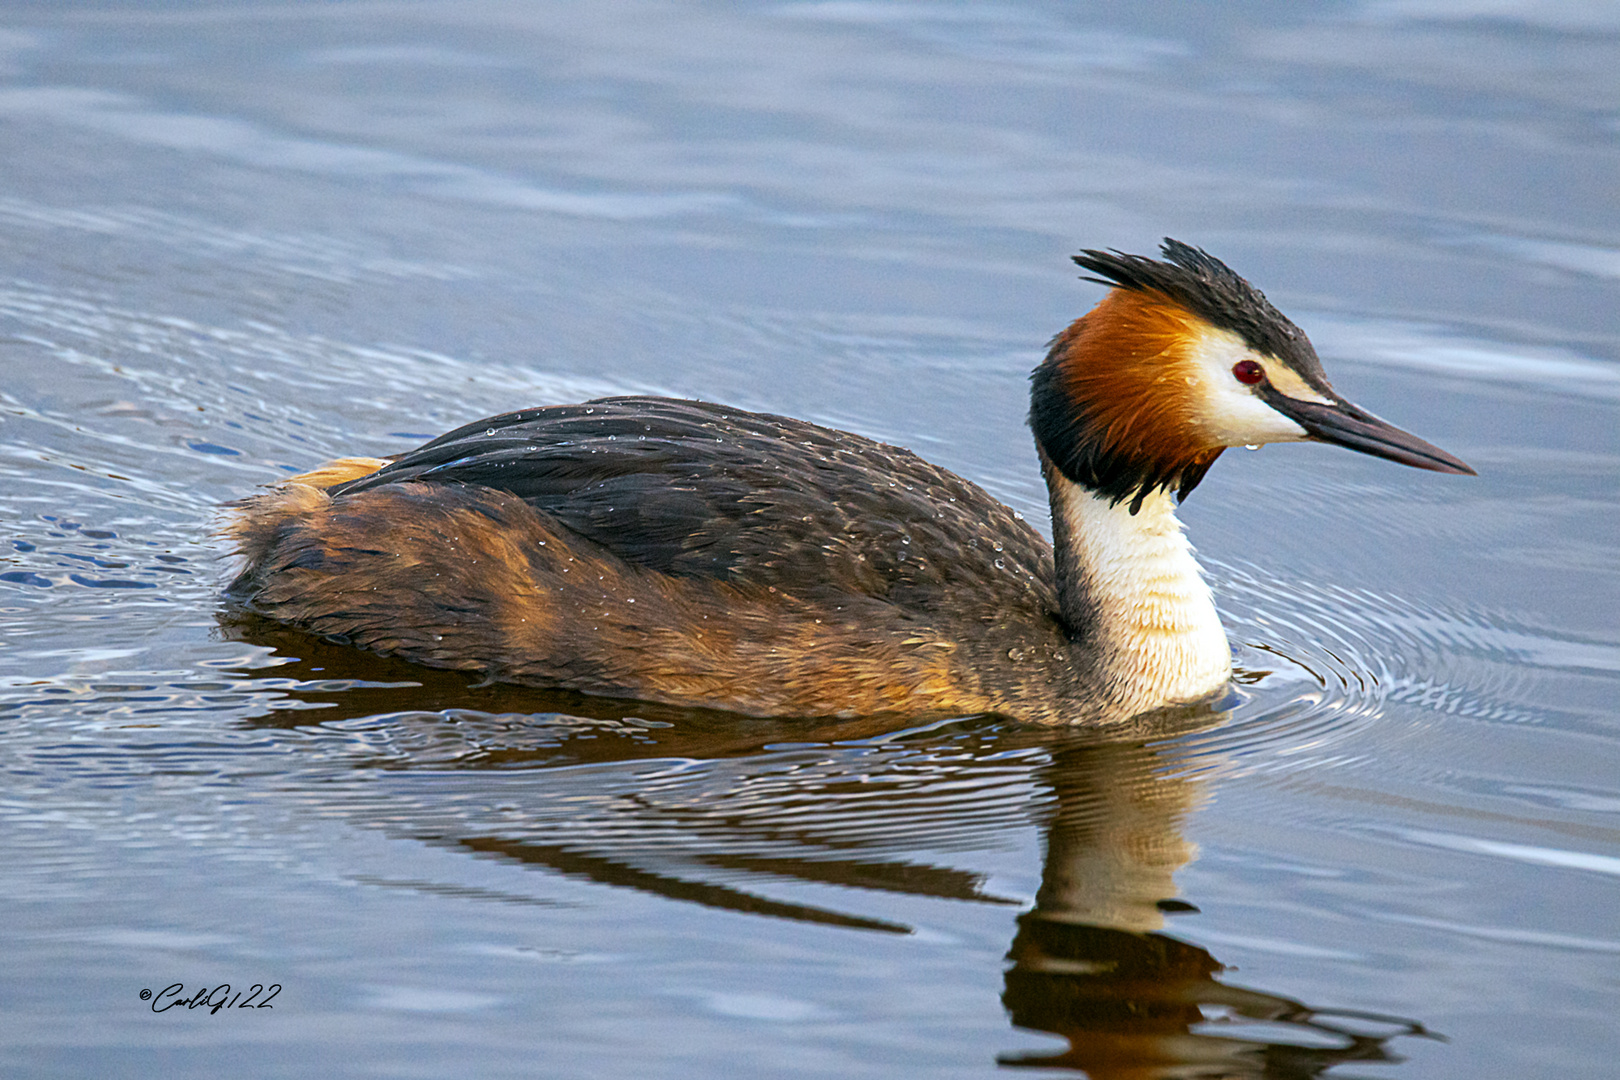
<box><xmin>227</xmin><ymin>240</ymin><xmax>1472</xmax><ymax>725</ymax></box>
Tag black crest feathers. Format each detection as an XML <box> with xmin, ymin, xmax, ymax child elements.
<box><xmin>1072</xmin><ymin>238</ymin><xmax>1329</xmax><ymax>388</ymax></box>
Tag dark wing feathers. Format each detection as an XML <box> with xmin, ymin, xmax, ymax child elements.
<box><xmin>328</xmin><ymin>397</ymin><xmax>1053</xmax><ymax>609</ymax></box>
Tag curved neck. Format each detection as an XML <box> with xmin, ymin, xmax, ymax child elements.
<box><xmin>1042</xmin><ymin>455</ymin><xmax>1232</xmax><ymax>717</ymax></box>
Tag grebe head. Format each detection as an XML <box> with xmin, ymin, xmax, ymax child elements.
<box><xmin>1031</xmin><ymin>239</ymin><xmax>1475</xmax><ymax>511</ymax></box>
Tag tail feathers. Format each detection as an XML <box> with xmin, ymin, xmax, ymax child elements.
<box><xmin>285</xmin><ymin>456</ymin><xmax>389</xmax><ymax>489</ymax></box>
<box><xmin>222</xmin><ymin>481</ymin><xmax>333</xmax><ymax>601</ymax></box>
<box><xmin>222</xmin><ymin>479</ymin><xmax>561</xmax><ymax>678</ymax></box>
<box><xmin>223</xmin><ymin>458</ymin><xmax>387</xmax><ymax>597</ymax></box>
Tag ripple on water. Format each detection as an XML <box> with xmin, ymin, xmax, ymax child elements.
<box><xmin>0</xmin><ymin>275</ymin><xmax>634</xmax><ymax>691</ymax></box>
<box><xmin>290</xmin><ymin>708</ymin><xmax>1050</xmax><ymax>860</ymax></box>
<box><xmin>1172</xmin><ymin>560</ymin><xmax>1617</xmax><ymax>775</ymax></box>
<box><xmin>0</xmin><ymin>195</ymin><xmax>483</xmax><ymax>286</ymax></box>
<box><xmin>206</xmin><ymin>706</ymin><xmax>1053</xmax><ymax>930</ymax></box>
<box><xmin>0</xmin><ymin>277</ymin><xmax>621</xmax><ymax>470</ymax></box>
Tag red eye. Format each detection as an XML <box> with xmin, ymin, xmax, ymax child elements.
<box><xmin>1232</xmin><ymin>359</ymin><xmax>1265</xmax><ymax>386</ymax></box>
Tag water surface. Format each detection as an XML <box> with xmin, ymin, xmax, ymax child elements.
<box><xmin>1</xmin><ymin>3</ymin><xmax>1617</xmax><ymax>1077</ymax></box>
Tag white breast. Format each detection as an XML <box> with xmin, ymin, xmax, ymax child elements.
<box><xmin>1051</xmin><ymin>476</ymin><xmax>1232</xmax><ymax>715</ymax></box>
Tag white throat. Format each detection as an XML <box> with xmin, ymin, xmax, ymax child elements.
<box><xmin>1050</xmin><ymin>476</ymin><xmax>1232</xmax><ymax>716</ymax></box>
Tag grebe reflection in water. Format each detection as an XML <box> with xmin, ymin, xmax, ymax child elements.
<box><xmin>214</xmin><ymin>655</ymin><xmax>1439</xmax><ymax>1078</ymax></box>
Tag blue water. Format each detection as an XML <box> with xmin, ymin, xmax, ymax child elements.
<box><xmin>1</xmin><ymin>3</ymin><xmax>1617</xmax><ymax>1077</ymax></box>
